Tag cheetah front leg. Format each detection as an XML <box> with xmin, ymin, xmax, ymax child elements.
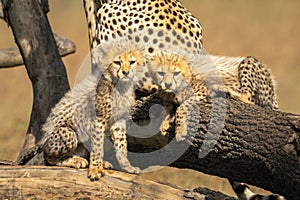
<box><xmin>110</xmin><ymin>119</ymin><xmax>141</xmax><ymax>174</ymax></box>
<box><xmin>175</xmin><ymin>96</ymin><xmax>201</xmax><ymax>142</ymax></box>
<box><xmin>160</xmin><ymin>99</ymin><xmax>176</xmax><ymax>136</ymax></box>
<box><xmin>88</xmin><ymin>119</ymin><xmax>106</xmax><ymax>181</ymax></box>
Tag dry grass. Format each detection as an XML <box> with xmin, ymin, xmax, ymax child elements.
<box><xmin>0</xmin><ymin>0</ymin><xmax>299</xmax><ymax>197</ymax></box>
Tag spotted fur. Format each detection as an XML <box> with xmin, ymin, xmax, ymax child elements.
<box><xmin>17</xmin><ymin>43</ymin><xmax>145</xmax><ymax>180</ymax></box>
<box><xmin>82</xmin><ymin>0</ymin><xmax>284</xmax><ymax>198</ymax></box>
<box><xmin>95</xmin><ymin>0</ymin><xmax>203</xmax><ymax>53</ymax></box>
<box><xmin>148</xmin><ymin>51</ymin><xmax>279</xmax><ymax>139</ymax></box>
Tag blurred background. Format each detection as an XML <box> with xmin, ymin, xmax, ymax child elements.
<box><xmin>0</xmin><ymin>0</ymin><xmax>299</xmax><ymax>197</ymax></box>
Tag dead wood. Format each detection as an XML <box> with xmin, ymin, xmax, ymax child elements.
<box><xmin>0</xmin><ymin>33</ymin><xmax>76</xmax><ymax>68</ymax></box>
<box><xmin>129</xmin><ymin>95</ymin><xmax>300</xmax><ymax>200</ymax></box>
<box><xmin>0</xmin><ymin>165</ymin><xmax>235</xmax><ymax>200</ymax></box>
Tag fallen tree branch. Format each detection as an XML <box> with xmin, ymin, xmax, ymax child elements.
<box><xmin>0</xmin><ymin>33</ymin><xmax>76</xmax><ymax>68</ymax></box>
<box><xmin>0</xmin><ymin>165</ymin><xmax>235</xmax><ymax>200</ymax></box>
<box><xmin>128</xmin><ymin>95</ymin><xmax>300</xmax><ymax>199</ymax></box>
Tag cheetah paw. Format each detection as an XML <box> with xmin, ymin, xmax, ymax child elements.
<box><xmin>160</xmin><ymin>120</ymin><xmax>170</xmax><ymax>136</ymax></box>
<box><xmin>103</xmin><ymin>161</ymin><xmax>113</xmax><ymax>170</ymax></box>
<box><xmin>58</xmin><ymin>156</ymin><xmax>88</xmax><ymax>169</ymax></box>
<box><xmin>238</xmin><ymin>93</ymin><xmax>254</xmax><ymax>105</ymax></box>
<box><xmin>175</xmin><ymin>123</ymin><xmax>188</xmax><ymax>142</ymax></box>
<box><xmin>122</xmin><ymin>166</ymin><xmax>141</xmax><ymax>174</ymax></box>
<box><xmin>88</xmin><ymin>164</ymin><xmax>105</xmax><ymax>181</ymax></box>
<box><xmin>160</xmin><ymin>115</ymin><xmax>173</xmax><ymax>136</ymax></box>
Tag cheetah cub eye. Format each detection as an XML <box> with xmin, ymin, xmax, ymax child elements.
<box><xmin>130</xmin><ymin>60</ymin><xmax>136</xmax><ymax>65</ymax></box>
<box><xmin>173</xmin><ymin>71</ymin><xmax>181</xmax><ymax>77</ymax></box>
<box><xmin>157</xmin><ymin>71</ymin><xmax>165</xmax><ymax>76</ymax></box>
<box><xmin>113</xmin><ymin>61</ymin><xmax>121</xmax><ymax>66</ymax></box>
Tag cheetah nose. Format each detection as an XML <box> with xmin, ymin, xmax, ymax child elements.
<box><xmin>165</xmin><ymin>83</ymin><xmax>172</xmax><ymax>89</ymax></box>
<box><xmin>122</xmin><ymin>71</ymin><xmax>129</xmax><ymax>76</ymax></box>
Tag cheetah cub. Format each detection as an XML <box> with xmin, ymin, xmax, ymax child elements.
<box><xmin>18</xmin><ymin>48</ymin><xmax>144</xmax><ymax>181</ymax></box>
<box><xmin>148</xmin><ymin>51</ymin><xmax>284</xmax><ymax>200</ymax></box>
<box><xmin>147</xmin><ymin>51</ymin><xmax>279</xmax><ymax>140</ymax></box>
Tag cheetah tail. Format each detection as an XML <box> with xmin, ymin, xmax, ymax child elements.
<box><xmin>229</xmin><ymin>180</ymin><xmax>286</xmax><ymax>200</ymax></box>
<box><xmin>16</xmin><ymin>145</ymin><xmax>42</xmax><ymax>165</ymax></box>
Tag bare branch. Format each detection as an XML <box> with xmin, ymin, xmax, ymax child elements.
<box><xmin>0</xmin><ymin>33</ymin><xmax>76</xmax><ymax>68</ymax></box>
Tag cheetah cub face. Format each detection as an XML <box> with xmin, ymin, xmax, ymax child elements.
<box><xmin>149</xmin><ymin>52</ymin><xmax>192</xmax><ymax>93</ymax></box>
<box><xmin>108</xmin><ymin>50</ymin><xmax>144</xmax><ymax>81</ymax></box>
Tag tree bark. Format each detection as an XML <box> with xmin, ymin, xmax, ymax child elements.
<box><xmin>0</xmin><ymin>33</ymin><xmax>76</xmax><ymax>68</ymax></box>
<box><xmin>0</xmin><ymin>165</ymin><xmax>235</xmax><ymax>200</ymax></box>
<box><xmin>127</xmin><ymin>95</ymin><xmax>300</xmax><ymax>199</ymax></box>
<box><xmin>1</xmin><ymin>0</ymin><xmax>70</xmax><ymax>159</ymax></box>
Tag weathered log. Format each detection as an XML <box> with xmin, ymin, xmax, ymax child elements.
<box><xmin>0</xmin><ymin>33</ymin><xmax>76</xmax><ymax>68</ymax></box>
<box><xmin>0</xmin><ymin>165</ymin><xmax>235</xmax><ymax>200</ymax></box>
<box><xmin>129</xmin><ymin>95</ymin><xmax>300</xmax><ymax>200</ymax></box>
<box><xmin>1</xmin><ymin>0</ymin><xmax>70</xmax><ymax>160</ymax></box>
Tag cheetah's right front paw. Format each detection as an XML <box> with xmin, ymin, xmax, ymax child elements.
<box><xmin>175</xmin><ymin>121</ymin><xmax>188</xmax><ymax>142</ymax></box>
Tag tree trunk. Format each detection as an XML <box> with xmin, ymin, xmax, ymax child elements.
<box><xmin>1</xmin><ymin>0</ymin><xmax>70</xmax><ymax>159</ymax></box>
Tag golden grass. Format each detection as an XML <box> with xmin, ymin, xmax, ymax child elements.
<box><xmin>0</xmin><ymin>0</ymin><xmax>299</xmax><ymax>197</ymax></box>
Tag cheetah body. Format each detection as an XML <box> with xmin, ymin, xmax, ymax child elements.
<box><xmin>148</xmin><ymin>52</ymin><xmax>279</xmax><ymax>139</ymax></box>
<box><xmin>18</xmin><ymin>47</ymin><xmax>145</xmax><ymax>180</ymax></box>
<box><xmin>95</xmin><ymin>0</ymin><xmax>203</xmax><ymax>52</ymax></box>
